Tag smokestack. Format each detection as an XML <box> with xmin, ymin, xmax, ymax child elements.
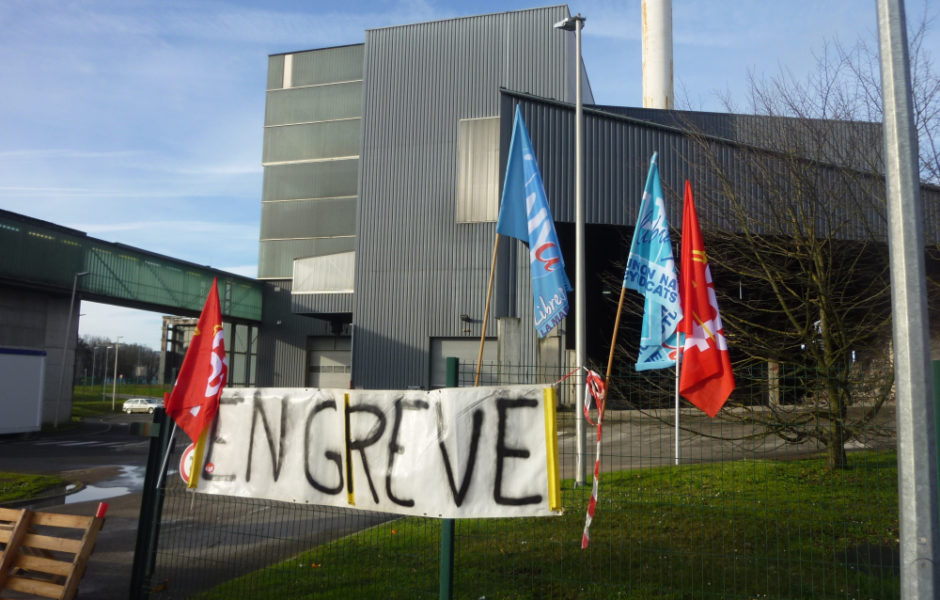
<box><xmin>641</xmin><ymin>0</ymin><xmax>673</xmax><ymax>109</ymax></box>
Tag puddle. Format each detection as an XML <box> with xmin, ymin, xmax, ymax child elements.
<box><xmin>65</xmin><ymin>465</ymin><xmax>145</xmax><ymax>504</ymax></box>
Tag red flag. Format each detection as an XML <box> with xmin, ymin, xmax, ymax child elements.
<box><xmin>678</xmin><ymin>182</ymin><xmax>734</xmax><ymax>417</ymax></box>
<box><xmin>165</xmin><ymin>278</ymin><xmax>228</xmax><ymax>443</ymax></box>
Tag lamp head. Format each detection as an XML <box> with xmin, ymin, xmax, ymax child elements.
<box><xmin>553</xmin><ymin>14</ymin><xmax>585</xmax><ymax>31</ymax></box>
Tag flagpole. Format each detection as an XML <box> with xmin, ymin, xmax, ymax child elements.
<box><xmin>555</xmin><ymin>13</ymin><xmax>587</xmax><ymax>487</ymax></box>
<box><xmin>155</xmin><ymin>421</ymin><xmax>177</xmax><ymax>490</ymax></box>
<box><xmin>674</xmin><ymin>356</ymin><xmax>680</xmax><ymax>465</ymax></box>
<box><xmin>464</xmin><ymin>234</ymin><xmax>501</xmax><ymax>600</ymax></box>
<box><xmin>475</xmin><ymin>235</ymin><xmax>501</xmax><ymax>386</ymax></box>
<box><xmin>603</xmin><ymin>287</ymin><xmax>628</xmax><ymax>418</ymax></box>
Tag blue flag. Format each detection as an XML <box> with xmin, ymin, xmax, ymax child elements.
<box><xmin>496</xmin><ymin>106</ymin><xmax>572</xmax><ymax>337</ymax></box>
<box><xmin>622</xmin><ymin>153</ymin><xmax>682</xmax><ymax>370</ymax></box>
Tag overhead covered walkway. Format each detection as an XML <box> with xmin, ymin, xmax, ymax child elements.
<box><xmin>0</xmin><ymin>209</ymin><xmax>263</xmax><ymax>425</ymax></box>
<box><xmin>0</xmin><ymin>209</ymin><xmax>261</xmax><ymax>321</ymax></box>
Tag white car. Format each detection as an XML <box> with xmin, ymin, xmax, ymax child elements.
<box><xmin>122</xmin><ymin>397</ymin><xmax>163</xmax><ymax>414</ymax></box>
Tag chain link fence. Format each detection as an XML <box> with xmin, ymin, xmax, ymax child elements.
<box><xmin>139</xmin><ymin>363</ymin><xmax>899</xmax><ymax>599</ymax></box>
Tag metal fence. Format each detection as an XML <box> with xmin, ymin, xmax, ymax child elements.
<box><xmin>136</xmin><ymin>364</ymin><xmax>900</xmax><ymax>599</ymax></box>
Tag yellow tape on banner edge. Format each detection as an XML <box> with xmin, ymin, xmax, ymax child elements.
<box><xmin>344</xmin><ymin>393</ymin><xmax>355</xmax><ymax>506</ymax></box>
<box><xmin>188</xmin><ymin>427</ymin><xmax>208</xmax><ymax>490</ymax></box>
<box><xmin>543</xmin><ymin>387</ymin><xmax>562</xmax><ymax>512</ymax></box>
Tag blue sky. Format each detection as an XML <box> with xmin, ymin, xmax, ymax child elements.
<box><xmin>0</xmin><ymin>0</ymin><xmax>931</xmax><ymax>349</ymax></box>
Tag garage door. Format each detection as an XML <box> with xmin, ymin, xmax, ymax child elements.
<box><xmin>306</xmin><ymin>336</ymin><xmax>351</xmax><ymax>389</ymax></box>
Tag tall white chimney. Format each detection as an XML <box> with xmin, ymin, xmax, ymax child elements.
<box><xmin>641</xmin><ymin>0</ymin><xmax>673</xmax><ymax>109</ymax></box>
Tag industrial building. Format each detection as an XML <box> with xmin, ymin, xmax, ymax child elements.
<box><xmin>2</xmin><ymin>5</ymin><xmax>937</xmax><ymax>426</ymax></box>
<box><xmin>251</xmin><ymin>5</ymin><xmax>938</xmax><ymax>394</ymax></box>
<box><xmin>255</xmin><ymin>6</ymin><xmax>587</xmax><ymax>392</ymax></box>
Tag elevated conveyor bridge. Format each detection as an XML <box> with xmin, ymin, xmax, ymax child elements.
<box><xmin>0</xmin><ymin>209</ymin><xmax>261</xmax><ymax>323</ymax></box>
<box><xmin>0</xmin><ymin>209</ymin><xmax>263</xmax><ymax>423</ymax></box>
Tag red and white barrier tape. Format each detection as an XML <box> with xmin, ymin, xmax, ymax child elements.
<box><xmin>580</xmin><ymin>369</ymin><xmax>605</xmax><ymax>549</ymax></box>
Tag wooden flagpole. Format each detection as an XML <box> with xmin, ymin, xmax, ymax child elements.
<box><xmin>602</xmin><ymin>286</ymin><xmax>628</xmax><ymax>419</ymax></box>
<box><xmin>475</xmin><ymin>235</ymin><xmax>502</xmax><ymax>386</ymax></box>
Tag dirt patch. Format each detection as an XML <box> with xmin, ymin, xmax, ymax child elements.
<box><xmin>58</xmin><ymin>465</ymin><xmax>123</xmax><ymax>485</ymax></box>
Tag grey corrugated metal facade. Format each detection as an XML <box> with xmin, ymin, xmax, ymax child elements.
<box><xmin>254</xmin><ymin>5</ymin><xmax>940</xmax><ymax>391</ymax></box>
<box><xmin>503</xmin><ymin>91</ymin><xmax>940</xmax><ymax>237</ymax></box>
<box><xmin>351</xmin><ymin>6</ymin><xmax>582</xmax><ymax>388</ymax></box>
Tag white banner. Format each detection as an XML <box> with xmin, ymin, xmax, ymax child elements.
<box><xmin>192</xmin><ymin>385</ymin><xmax>562</xmax><ymax>519</ymax></box>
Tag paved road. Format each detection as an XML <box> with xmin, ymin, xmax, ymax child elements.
<box><xmin>0</xmin><ymin>413</ymin><xmax>392</xmax><ymax>599</ymax></box>
<box><xmin>0</xmin><ymin>414</ymin><xmax>152</xmax><ymax>599</ymax></box>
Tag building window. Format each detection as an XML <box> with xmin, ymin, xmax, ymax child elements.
<box><xmin>456</xmin><ymin>117</ymin><xmax>499</xmax><ymax>223</ymax></box>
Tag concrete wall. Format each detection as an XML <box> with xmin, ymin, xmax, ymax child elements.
<box><xmin>0</xmin><ymin>284</ymin><xmax>76</xmax><ymax>426</ymax></box>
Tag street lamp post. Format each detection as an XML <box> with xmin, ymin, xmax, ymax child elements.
<box><xmin>111</xmin><ymin>336</ymin><xmax>123</xmax><ymax>411</ymax></box>
<box><xmin>54</xmin><ymin>271</ymin><xmax>89</xmax><ymax>428</ymax></box>
<box><xmin>103</xmin><ymin>346</ymin><xmax>112</xmax><ymax>401</ymax></box>
<box><xmin>90</xmin><ymin>346</ymin><xmax>101</xmax><ymax>391</ymax></box>
<box><xmin>554</xmin><ymin>12</ymin><xmax>586</xmax><ymax>486</ymax></box>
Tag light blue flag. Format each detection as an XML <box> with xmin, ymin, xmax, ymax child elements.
<box><xmin>623</xmin><ymin>153</ymin><xmax>683</xmax><ymax>370</ymax></box>
<box><xmin>496</xmin><ymin>106</ymin><xmax>573</xmax><ymax>338</ymax></box>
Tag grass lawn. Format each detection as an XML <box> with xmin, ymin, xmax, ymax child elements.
<box><xmin>195</xmin><ymin>451</ymin><xmax>899</xmax><ymax>600</ymax></box>
<box><xmin>0</xmin><ymin>472</ymin><xmax>65</xmax><ymax>504</ymax></box>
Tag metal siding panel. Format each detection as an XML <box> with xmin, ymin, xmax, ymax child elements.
<box><xmin>290</xmin><ymin>45</ymin><xmax>364</xmax><ymax>86</ymax></box>
<box><xmin>266</xmin><ymin>55</ymin><xmax>284</xmax><ymax>90</ymax></box>
<box><xmin>258</xmin><ymin>238</ymin><xmax>356</xmax><ymax>280</ymax></box>
<box><xmin>265</xmin><ymin>82</ymin><xmax>363</xmax><ymax>126</ymax></box>
<box><xmin>261</xmin><ymin>159</ymin><xmax>359</xmax><ymax>202</ymax></box>
<box><xmin>292</xmin><ymin>292</ymin><xmax>353</xmax><ymax>315</ymax></box>
<box><xmin>260</xmin><ymin>197</ymin><xmax>356</xmax><ymax>240</ymax></box>
<box><xmin>262</xmin><ymin>119</ymin><xmax>360</xmax><ymax>164</ymax></box>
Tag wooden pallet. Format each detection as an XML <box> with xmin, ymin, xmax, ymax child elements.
<box><xmin>0</xmin><ymin>506</ymin><xmax>105</xmax><ymax>600</ymax></box>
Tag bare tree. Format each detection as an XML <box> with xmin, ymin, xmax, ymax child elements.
<box><xmin>699</xmin><ymin>7</ymin><xmax>940</xmax><ymax>470</ymax></box>
<box><xmin>606</xmin><ymin>7</ymin><xmax>940</xmax><ymax>470</ymax></box>
<box><xmin>716</xmin><ymin>2</ymin><xmax>939</xmax><ymax>185</ymax></box>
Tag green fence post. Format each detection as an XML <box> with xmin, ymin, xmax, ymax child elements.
<box><xmin>129</xmin><ymin>408</ymin><xmax>173</xmax><ymax>599</ymax></box>
<box><xmin>440</xmin><ymin>357</ymin><xmax>459</xmax><ymax>600</ymax></box>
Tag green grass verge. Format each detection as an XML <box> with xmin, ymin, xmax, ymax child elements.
<box><xmin>196</xmin><ymin>451</ymin><xmax>900</xmax><ymax>600</ymax></box>
<box><xmin>0</xmin><ymin>471</ymin><xmax>66</xmax><ymax>503</ymax></box>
